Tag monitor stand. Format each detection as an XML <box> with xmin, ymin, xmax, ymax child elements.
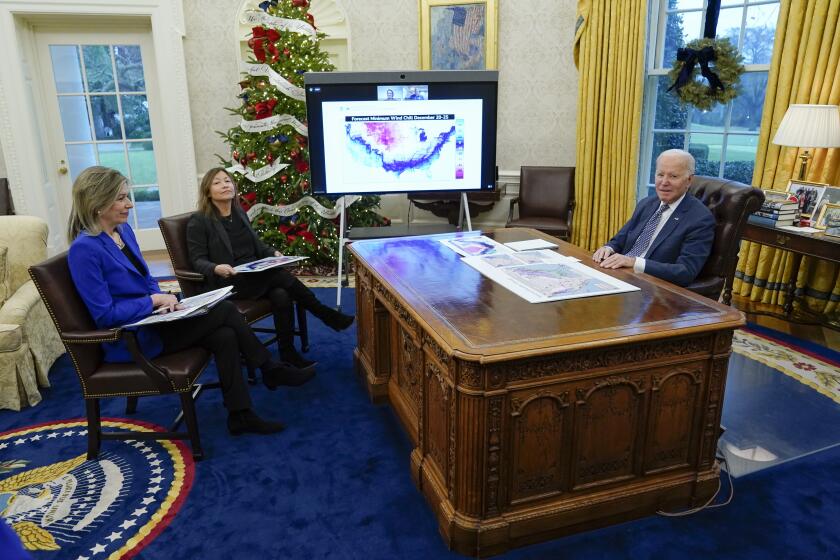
<box><xmin>334</xmin><ymin>192</ymin><xmax>474</xmax><ymax>309</ymax></box>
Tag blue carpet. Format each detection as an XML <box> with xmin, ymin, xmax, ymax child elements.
<box><xmin>2</xmin><ymin>289</ymin><xmax>839</xmax><ymax>559</ymax></box>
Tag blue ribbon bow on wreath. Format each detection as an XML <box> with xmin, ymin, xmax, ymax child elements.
<box><xmin>667</xmin><ymin>46</ymin><xmax>725</xmax><ymax>94</ymax></box>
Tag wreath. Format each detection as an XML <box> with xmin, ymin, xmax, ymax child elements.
<box><xmin>667</xmin><ymin>37</ymin><xmax>744</xmax><ymax>111</ymax></box>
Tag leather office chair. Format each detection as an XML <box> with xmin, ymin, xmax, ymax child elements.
<box><xmin>29</xmin><ymin>253</ymin><xmax>211</xmax><ymax>460</ymax></box>
<box><xmin>686</xmin><ymin>175</ymin><xmax>765</xmax><ymax>304</ymax></box>
<box><xmin>507</xmin><ymin>166</ymin><xmax>575</xmax><ymax>240</ymax></box>
<box><xmin>158</xmin><ymin>213</ymin><xmax>309</xmax><ymax>366</ymax></box>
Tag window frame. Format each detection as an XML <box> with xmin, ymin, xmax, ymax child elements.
<box><xmin>638</xmin><ymin>0</ymin><xmax>778</xmax><ymax>200</ymax></box>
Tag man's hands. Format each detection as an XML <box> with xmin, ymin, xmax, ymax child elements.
<box><xmin>151</xmin><ymin>293</ymin><xmax>181</xmax><ymax>314</ymax></box>
<box><xmin>592</xmin><ymin>246</ymin><xmax>614</xmax><ymax>263</ymax></box>
<box><xmin>592</xmin><ymin>246</ymin><xmax>635</xmax><ymax>270</ymax></box>
<box><xmin>214</xmin><ymin>264</ymin><xmax>237</xmax><ymax>279</ymax></box>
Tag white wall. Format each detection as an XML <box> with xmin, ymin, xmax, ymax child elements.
<box><xmin>182</xmin><ymin>0</ymin><xmax>579</xmax><ymax>226</ymax></box>
<box><xmin>0</xmin><ymin>141</ymin><xmax>6</xmax><ymax>178</ymax></box>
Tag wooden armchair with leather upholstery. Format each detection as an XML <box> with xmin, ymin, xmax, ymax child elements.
<box><xmin>158</xmin><ymin>213</ymin><xmax>309</xmax><ymax>359</ymax></box>
<box><xmin>29</xmin><ymin>253</ymin><xmax>211</xmax><ymax>460</ymax></box>
<box><xmin>686</xmin><ymin>175</ymin><xmax>765</xmax><ymax>304</ymax></box>
<box><xmin>506</xmin><ymin>166</ymin><xmax>575</xmax><ymax>240</ymax></box>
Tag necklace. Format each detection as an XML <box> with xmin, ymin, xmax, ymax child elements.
<box><xmin>111</xmin><ymin>232</ymin><xmax>125</xmax><ymax>249</ymax></box>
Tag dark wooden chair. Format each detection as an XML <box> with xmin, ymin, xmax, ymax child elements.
<box><xmin>158</xmin><ymin>213</ymin><xmax>309</xmax><ymax>378</ymax></box>
<box><xmin>506</xmin><ymin>166</ymin><xmax>575</xmax><ymax>240</ymax></box>
<box><xmin>686</xmin><ymin>175</ymin><xmax>765</xmax><ymax>304</ymax></box>
<box><xmin>29</xmin><ymin>253</ymin><xmax>211</xmax><ymax>460</ymax></box>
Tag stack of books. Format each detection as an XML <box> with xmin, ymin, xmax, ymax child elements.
<box><xmin>749</xmin><ymin>190</ymin><xmax>799</xmax><ymax>228</ymax></box>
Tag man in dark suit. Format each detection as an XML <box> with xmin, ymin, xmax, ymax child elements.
<box><xmin>592</xmin><ymin>149</ymin><xmax>714</xmax><ymax>287</ymax></box>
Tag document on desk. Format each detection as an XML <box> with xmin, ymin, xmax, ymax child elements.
<box><xmin>503</xmin><ymin>239</ymin><xmax>558</xmax><ymax>251</ymax></box>
<box><xmin>463</xmin><ymin>250</ymin><xmax>639</xmax><ymax>303</ymax></box>
<box><xmin>440</xmin><ymin>235</ymin><xmax>513</xmax><ymax>257</ymax></box>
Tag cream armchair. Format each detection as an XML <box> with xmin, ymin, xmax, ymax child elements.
<box><xmin>0</xmin><ymin>216</ymin><xmax>64</xmax><ymax>410</ymax></box>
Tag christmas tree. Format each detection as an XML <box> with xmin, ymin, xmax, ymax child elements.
<box><xmin>220</xmin><ymin>0</ymin><xmax>387</xmax><ymax>268</ymax></box>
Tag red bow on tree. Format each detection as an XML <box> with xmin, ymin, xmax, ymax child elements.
<box><xmin>280</xmin><ymin>222</ymin><xmax>316</xmax><ymax>245</ymax></box>
<box><xmin>254</xmin><ymin>99</ymin><xmax>278</xmax><ymax>119</ymax></box>
<box><xmin>238</xmin><ymin>192</ymin><xmax>257</xmax><ymax>211</ymax></box>
<box><xmin>248</xmin><ymin>27</ymin><xmax>281</xmax><ymax>62</ymax></box>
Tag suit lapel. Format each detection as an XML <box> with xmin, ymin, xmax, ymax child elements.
<box><xmin>646</xmin><ymin>199</ymin><xmax>688</xmax><ymax>257</ymax></box>
<box><xmin>629</xmin><ymin>198</ymin><xmax>661</xmax><ymax>247</ymax></box>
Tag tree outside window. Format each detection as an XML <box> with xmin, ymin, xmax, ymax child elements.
<box><xmin>638</xmin><ymin>0</ymin><xmax>779</xmax><ymax>198</ymax></box>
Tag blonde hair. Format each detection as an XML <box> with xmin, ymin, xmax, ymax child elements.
<box><xmin>197</xmin><ymin>167</ymin><xmax>237</xmax><ymax>217</ymax></box>
<box><xmin>67</xmin><ymin>166</ymin><xmax>128</xmax><ymax>243</ymax></box>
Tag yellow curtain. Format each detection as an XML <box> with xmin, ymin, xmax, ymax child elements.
<box><xmin>734</xmin><ymin>0</ymin><xmax>840</xmax><ymax>319</ymax></box>
<box><xmin>572</xmin><ymin>0</ymin><xmax>648</xmax><ymax>250</ymax></box>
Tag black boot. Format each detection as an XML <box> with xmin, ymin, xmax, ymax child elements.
<box><xmin>227</xmin><ymin>409</ymin><xmax>285</xmax><ymax>435</ymax></box>
<box><xmin>262</xmin><ymin>358</ymin><xmax>316</xmax><ymax>389</ymax></box>
<box><xmin>280</xmin><ymin>346</ymin><xmax>317</xmax><ymax>371</ymax></box>
<box><xmin>287</xmin><ymin>281</ymin><xmax>354</xmax><ymax>331</ymax></box>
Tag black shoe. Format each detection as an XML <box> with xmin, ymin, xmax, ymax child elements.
<box><xmin>262</xmin><ymin>359</ymin><xmax>316</xmax><ymax>389</ymax></box>
<box><xmin>280</xmin><ymin>348</ymin><xmax>317</xmax><ymax>371</ymax></box>
<box><xmin>227</xmin><ymin>409</ymin><xmax>285</xmax><ymax>436</ymax></box>
<box><xmin>321</xmin><ymin>308</ymin><xmax>355</xmax><ymax>332</ymax></box>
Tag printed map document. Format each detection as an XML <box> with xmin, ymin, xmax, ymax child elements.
<box><xmin>124</xmin><ymin>286</ymin><xmax>234</xmax><ymax>327</ymax></box>
<box><xmin>233</xmin><ymin>255</ymin><xmax>308</xmax><ymax>273</ymax></box>
<box><xmin>463</xmin><ymin>250</ymin><xmax>639</xmax><ymax>303</ymax></box>
<box><xmin>439</xmin><ymin>235</ymin><xmax>513</xmax><ymax>257</ymax></box>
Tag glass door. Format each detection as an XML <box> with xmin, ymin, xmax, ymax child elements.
<box><xmin>38</xmin><ymin>30</ymin><xmax>166</xmax><ymax>248</ymax></box>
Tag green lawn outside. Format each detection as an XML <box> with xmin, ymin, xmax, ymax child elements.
<box><xmin>689</xmin><ymin>124</ymin><xmax>759</xmax><ymax>162</ymax></box>
<box><xmin>97</xmin><ymin>145</ymin><xmax>157</xmax><ymax>185</ymax></box>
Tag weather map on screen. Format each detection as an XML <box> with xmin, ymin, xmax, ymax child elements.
<box><xmin>305</xmin><ymin>71</ymin><xmax>498</xmax><ymax>196</ymax></box>
<box><xmin>321</xmin><ymin>99</ymin><xmax>482</xmax><ymax>194</ymax></box>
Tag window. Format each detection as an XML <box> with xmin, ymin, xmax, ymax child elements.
<box><xmin>48</xmin><ymin>43</ymin><xmax>161</xmax><ymax>230</ymax></box>
<box><xmin>638</xmin><ymin>0</ymin><xmax>779</xmax><ymax>198</ymax></box>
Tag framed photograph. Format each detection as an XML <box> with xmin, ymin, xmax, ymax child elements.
<box><xmin>786</xmin><ymin>180</ymin><xmax>828</xmax><ymax>218</ymax></box>
<box><xmin>814</xmin><ymin>202</ymin><xmax>840</xmax><ymax>230</ymax></box>
<box><xmin>813</xmin><ymin>185</ymin><xmax>840</xmax><ymax>220</ymax></box>
<box><xmin>419</xmin><ymin>0</ymin><xmax>498</xmax><ymax>70</ymax></box>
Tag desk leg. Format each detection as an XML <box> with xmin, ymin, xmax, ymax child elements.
<box><xmin>783</xmin><ymin>252</ymin><xmax>803</xmax><ymax>316</ymax></box>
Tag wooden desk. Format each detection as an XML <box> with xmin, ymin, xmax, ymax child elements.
<box><xmin>349</xmin><ymin>228</ymin><xmax>743</xmax><ymax>556</ymax></box>
<box><xmin>741</xmin><ymin>222</ymin><xmax>840</xmax><ymax>318</ymax></box>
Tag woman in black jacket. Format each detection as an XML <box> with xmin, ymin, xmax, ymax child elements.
<box><xmin>186</xmin><ymin>168</ymin><xmax>354</xmax><ymax>372</ymax></box>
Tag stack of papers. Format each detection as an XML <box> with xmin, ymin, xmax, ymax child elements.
<box><xmin>462</xmin><ymin>251</ymin><xmax>638</xmax><ymax>303</ymax></box>
<box><xmin>124</xmin><ymin>286</ymin><xmax>234</xmax><ymax>327</ymax></box>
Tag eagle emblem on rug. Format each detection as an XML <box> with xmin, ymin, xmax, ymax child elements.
<box><xmin>0</xmin><ymin>419</ymin><xmax>194</xmax><ymax>557</ymax></box>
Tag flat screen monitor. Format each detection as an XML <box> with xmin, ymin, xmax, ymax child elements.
<box><xmin>304</xmin><ymin>70</ymin><xmax>498</xmax><ymax>196</ymax></box>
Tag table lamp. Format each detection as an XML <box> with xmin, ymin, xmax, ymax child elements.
<box><xmin>771</xmin><ymin>104</ymin><xmax>840</xmax><ymax>180</ymax></box>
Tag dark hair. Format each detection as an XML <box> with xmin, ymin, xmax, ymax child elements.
<box><xmin>197</xmin><ymin>167</ymin><xmax>237</xmax><ymax>217</ymax></box>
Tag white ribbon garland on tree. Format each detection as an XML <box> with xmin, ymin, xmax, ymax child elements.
<box><xmin>245</xmin><ymin>63</ymin><xmax>305</xmax><ymax>101</ymax></box>
<box><xmin>240</xmin><ymin>113</ymin><xmax>308</xmax><ymax>136</ymax></box>
<box><xmin>247</xmin><ymin>195</ymin><xmax>360</xmax><ymax>220</ymax></box>
<box><xmin>242</xmin><ymin>10</ymin><xmax>317</xmax><ymax>40</ymax></box>
<box><xmin>226</xmin><ymin>160</ymin><xmax>289</xmax><ymax>183</ymax></box>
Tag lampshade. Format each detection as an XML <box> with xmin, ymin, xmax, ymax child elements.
<box><xmin>772</xmin><ymin>104</ymin><xmax>840</xmax><ymax>148</ymax></box>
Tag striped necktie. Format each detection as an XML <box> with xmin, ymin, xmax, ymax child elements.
<box><xmin>626</xmin><ymin>203</ymin><xmax>668</xmax><ymax>257</ymax></box>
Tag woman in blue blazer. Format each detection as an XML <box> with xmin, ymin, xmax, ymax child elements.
<box><xmin>185</xmin><ymin>167</ymin><xmax>354</xmax><ymax>372</ymax></box>
<box><xmin>67</xmin><ymin>166</ymin><xmax>312</xmax><ymax>436</ymax></box>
